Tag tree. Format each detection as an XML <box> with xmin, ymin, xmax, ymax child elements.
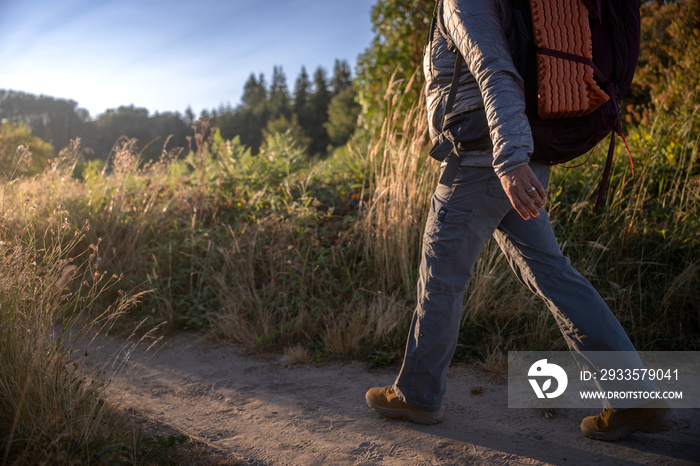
<box><xmin>325</xmin><ymin>88</ymin><xmax>361</xmax><ymax>146</ymax></box>
<box><xmin>355</xmin><ymin>0</ymin><xmax>434</xmax><ymax>131</ymax></box>
<box><xmin>224</xmin><ymin>106</ymin><xmax>265</xmax><ymax>155</ymax></box>
<box><xmin>293</xmin><ymin>66</ymin><xmax>312</xmax><ymax>132</ymax></box>
<box><xmin>629</xmin><ymin>0</ymin><xmax>700</xmax><ymax>122</ymax></box>
<box><xmin>241</xmin><ymin>73</ymin><xmax>268</xmax><ymax>112</ymax></box>
<box><xmin>269</xmin><ymin>66</ymin><xmax>291</xmax><ymax>120</ymax></box>
<box><xmin>263</xmin><ymin>114</ymin><xmax>310</xmax><ymax>152</ymax></box>
<box><xmin>234</xmin><ymin>73</ymin><xmax>271</xmax><ymax>153</ymax></box>
<box><xmin>0</xmin><ymin>90</ymin><xmax>90</xmax><ymax>152</ymax></box>
<box><xmin>307</xmin><ymin>66</ymin><xmax>332</xmax><ymax>155</ymax></box>
<box><xmin>91</xmin><ymin>106</ymin><xmax>189</xmax><ymax>161</ymax></box>
<box><xmin>0</xmin><ymin>121</ymin><xmax>54</xmax><ymax>179</ymax></box>
<box><xmin>184</xmin><ymin>106</ymin><xmax>196</xmax><ymax>126</ymax></box>
<box><xmin>330</xmin><ymin>59</ymin><xmax>354</xmax><ymax>96</ymax></box>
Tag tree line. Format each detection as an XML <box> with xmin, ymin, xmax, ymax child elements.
<box><xmin>0</xmin><ymin>59</ymin><xmax>360</xmax><ymax>176</ymax></box>
<box><xmin>209</xmin><ymin>59</ymin><xmax>359</xmax><ymax>156</ymax></box>
<box><xmin>2</xmin><ymin>0</ymin><xmax>697</xmax><ymax>179</ymax></box>
<box><xmin>0</xmin><ymin>91</ymin><xmax>190</xmax><ymax>169</ymax></box>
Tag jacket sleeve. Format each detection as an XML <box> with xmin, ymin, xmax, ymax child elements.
<box><xmin>443</xmin><ymin>0</ymin><xmax>533</xmax><ymax>176</ymax></box>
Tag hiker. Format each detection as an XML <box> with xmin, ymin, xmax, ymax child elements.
<box><xmin>365</xmin><ymin>0</ymin><xmax>678</xmax><ymax>441</ymax></box>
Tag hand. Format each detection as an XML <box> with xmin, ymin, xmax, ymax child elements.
<box><xmin>499</xmin><ymin>165</ymin><xmax>546</xmax><ymax>220</ymax></box>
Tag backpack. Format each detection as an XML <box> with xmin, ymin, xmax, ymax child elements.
<box><xmin>430</xmin><ymin>0</ymin><xmax>641</xmax><ymax>206</ymax></box>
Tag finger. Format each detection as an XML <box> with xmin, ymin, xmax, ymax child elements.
<box><xmin>517</xmin><ymin>205</ymin><xmax>533</xmax><ymax>220</ymax></box>
<box><xmin>536</xmin><ymin>184</ymin><xmax>547</xmax><ymax>203</ymax></box>
<box><xmin>517</xmin><ymin>180</ymin><xmax>546</xmax><ymax>217</ymax></box>
<box><xmin>499</xmin><ymin>165</ymin><xmax>546</xmax><ymax>220</ymax></box>
<box><xmin>513</xmin><ymin>200</ymin><xmax>531</xmax><ymax>221</ymax></box>
<box><xmin>526</xmin><ymin>183</ymin><xmax>546</xmax><ymax>210</ymax></box>
<box><xmin>508</xmin><ymin>191</ymin><xmax>536</xmax><ymax>221</ymax></box>
<box><xmin>518</xmin><ymin>191</ymin><xmax>541</xmax><ymax>218</ymax></box>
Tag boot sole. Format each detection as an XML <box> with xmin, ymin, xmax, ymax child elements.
<box><xmin>581</xmin><ymin>408</ymin><xmax>679</xmax><ymax>441</ymax></box>
<box><xmin>365</xmin><ymin>394</ymin><xmax>444</xmax><ymax>425</ymax></box>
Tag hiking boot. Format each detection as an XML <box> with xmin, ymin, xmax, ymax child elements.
<box><xmin>365</xmin><ymin>385</ymin><xmax>444</xmax><ymax>425</ymax></box>
<box><xmin>580</xmin><ymin>401</ymin><xmax>679</xmax><ymax>441</ymax></box>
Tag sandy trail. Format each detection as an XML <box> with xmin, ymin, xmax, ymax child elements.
<box><xmin>88</xmin><ymin>332</ymin><xmax>700</xmax><ymax>465</ymax></box>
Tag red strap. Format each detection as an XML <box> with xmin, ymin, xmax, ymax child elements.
<box><xmin>621</xmin><ymin>132</ymin><xmax>634</xmax><ymax>177</ymax></box>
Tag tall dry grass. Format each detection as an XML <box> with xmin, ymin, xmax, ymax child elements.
<box><xmin>547</xmin><ymin>101</ymin><xmax>700</xmax><ymax>350</ymax></box>
<box><xmin>355</xmin><ymin>78</ymin><xmax>699</xmax><ymax>357</ymax></box>
<box><xmin>358</xmin><ymin>70</ymin><xmax>438</xmax><ymax>295</ymax></box>
<box><xmin>355</xmin><ymin>76</ymin><xmax>557</xmax><ymax>358</ymax></box>
<box><xmin>0</xmin><ymin>190</ymin><xmax>147</xmax><ymax>463</ymax></box>
<box><xmin>0</xmin><ymin>137</ymin><xmax>234</xmax><ymax>464</ymax></box>
<box><xmin>2</xmin><ymin>84</ymin><xmax>696</xmax><ymax>382</ymax></box>
<box><xmin>210</xmin><ymin>76</ymin><xmax>698</xmax><ymax>363</ymax></box>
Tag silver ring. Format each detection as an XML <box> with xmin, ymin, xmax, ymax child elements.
<box><xmin>527</xmin><ymin>186</ymin><xmax>537</xmax><ymax>194</ymax></box>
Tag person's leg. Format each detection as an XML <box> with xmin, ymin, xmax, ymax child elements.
<box><xmin>493</xmin><ymin>164</ymin><xmax>653</xmax><ymax>399</ymax></box>
<box><xmin>492</xmin><ymin>163</ymin><xmax>638</xmax><ymax>357</ymax></box>
<box><xmin>390</xmin><ymin>167</ymin><xmax>512</xmax><ymax>412</ymax></box>
<box><xmin>490</xmin><ymin>163</ymin><xmax>677</xmax><ymax>439</ymax></box>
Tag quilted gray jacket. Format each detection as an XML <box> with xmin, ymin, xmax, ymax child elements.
<box><xmin>424</xmin><ymin>0</ymin><xmax>533</xmax><ymax>177</ymax></box>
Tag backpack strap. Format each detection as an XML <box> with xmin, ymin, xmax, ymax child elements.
<box><xmin>437</xmin><ymin>53</ymin><xmax>465</xmax><ymax>187</ymax></box>
<box><xmin>425</xmin><ymin>1</ymin><xmax>440</xmax><ymax>49</ymax></box>
<box><xmin>435</xmin><ymin>0</ymin><xmax>458</xmax><ymax>53</ymax></box>
<box><xmin>426</xmin><ymin>0</ymin><xmax>466</xmax><ymax>186</ymax></box>
<box><xmin>595</xmin><ymin>123</ymin><xmax>634</xmax><ymax>207</ymax></box>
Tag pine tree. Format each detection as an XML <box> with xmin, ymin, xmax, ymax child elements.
<box><xmin>330</xmin><ymin>59</ymin><xmax>353</xmax><ymax>96</ymax></box>
<box><xmin>311</xmin><ymin>67</ymin><xmax>331</xmax><ymax>118</ymax></box>
<box><xmin>355</xmin><ymin>0</ymin><xmax>434</xmax><ymax>131</ymax></box>
<box><xmin>325</xmin><ymin>88</ymin><xmax>360</xmax><ymax>146</ymax></box>
<box><xmin>184</xmin><ymin>106</ymin><xmax>196</xmax><ymax>126</ymax></box>
<box><xmin>307</xmin><ymin>66</ymin><xmax>332</xmax><ymax>155</ymax></box>
<box><xmin>293</xmin><ymin>66</ymin><xmax>312</xmax><ymax>130</ymax></box>
<box><xmin>241</xmin><ymin>73</ymin><xmax>268</xmax><ymax>114</ymax></box>
<box><xmin>269</xmin><ymin>66</ymin><xmax>291</xmax><ymax>120</ymax></box>
<box><xmin>236</xmin><ymin>73</ymin><xmax>270</xmax><ymax>153</ymax></box>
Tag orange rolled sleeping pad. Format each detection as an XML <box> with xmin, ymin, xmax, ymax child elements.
<box><xmin>529</xmin><ymin>0</ymin><xmax>609</xmax><ymax>119</ymax></box>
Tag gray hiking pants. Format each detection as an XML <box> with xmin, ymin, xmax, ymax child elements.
<box><xmin>394</xmin><ymin>163</ymin><xmax>644</xmax><ymax>412</ymax></box>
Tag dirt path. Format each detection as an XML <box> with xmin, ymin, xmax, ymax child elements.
<box><xmin>90</xmin><ymin>332</ymin><xmax>700</xmax><ymax>465</ymax></box>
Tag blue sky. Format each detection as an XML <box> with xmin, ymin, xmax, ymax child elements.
<box><xmin>0</xmin><ymin>0</ymin><xmax>376</xmax><ymax>118</ymax></box>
